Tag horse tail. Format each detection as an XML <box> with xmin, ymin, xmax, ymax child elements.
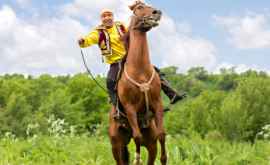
<box><xmin>122</xmin><ymin>146</ymin><xmax>130</xmax><ymax>164</ymax></box>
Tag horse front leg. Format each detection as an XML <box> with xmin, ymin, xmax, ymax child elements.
<box><xmin>153</xmin><ymin>100</ymin><xmax>165</xmax><ymax>138</ymax></box>
<box><xmin>159</xmin><ymin>131</ymin><xmax>167</xmax><ymax>165</ymax></box>
<box><xmin>124</xmin><ymin>104</ymin><xmax>142</xmax><ymax>141</ymax></box>
<box><xmin>152</xmin><ymin>101</ymin><xmax>167</xmax><ymax>164</ymax></box>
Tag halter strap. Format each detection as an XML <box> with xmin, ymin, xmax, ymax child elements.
<box><xmin>124</xmin><ymin>65</ymin><xmax>156</xmax><ymax>92</ymax></box>
<box><xmin>124</xmin><ymin>65</ymin><xmax>156</xmax><ymax>114</ymax></box>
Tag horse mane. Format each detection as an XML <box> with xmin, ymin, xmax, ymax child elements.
<box><xmin>121</xmin><ymin>14</ymin><xmax>139</xmax><ymax>53</ymax></box>
<box><xmin>123</xmin><ymin>0</ymin><xmax>147</xmax><ymax>51</ymax></box>
<box><xmin>121</xmin><ymin>31</ymin><xmax>130</xmax><ymax>52</ymax></box>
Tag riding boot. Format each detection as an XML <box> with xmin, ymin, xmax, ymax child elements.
<box><xmin>161</xmin><ymin>80</ymin><xmax>186</xmax><ymax>104</ymax></box>
<box><xmin>154</xmin><ymin>66</ymin><xmax>186</xmax><ymax>105</ymax></box>
<box><xmin>107</xmin><ymin>79</ymin><xmax>122</xmax><ymax>120</ymax></box>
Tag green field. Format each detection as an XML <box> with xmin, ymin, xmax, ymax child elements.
<box><xmin>1</xmin><ymin>134</ymin><xmax>270</xmax><ymax>165</ymax></box>
<box><xmin>1</xmin><ymin>68</ymin><xmax>270</xmax><ymax>164</ymax></box>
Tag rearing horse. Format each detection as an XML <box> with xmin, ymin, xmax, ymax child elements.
<box><xmin>109</xmin><ymin>1</ymin><xmax>167</xmax><ymax>165</ymax></box>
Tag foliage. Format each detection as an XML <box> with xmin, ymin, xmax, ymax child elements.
<box><xmin>0</xmin><ymin>67</ymin><xmax>270</xmax><ymax>164</ymax></box>
<box><xmin>0</xmin><ymin>67</ymin><xmax>269</xmax><ymax>143</ymax></box>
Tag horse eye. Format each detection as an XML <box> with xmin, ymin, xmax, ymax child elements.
<box><xmin>137</xmin><ymin>6</ymin><xmax>144</xmax><ymax>10</ymax></box>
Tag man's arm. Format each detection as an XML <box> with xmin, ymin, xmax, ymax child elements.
<box><xmin>78</xmin><ymin>30</ymin><xmax>99</xmax><ymax>48</ymax></box>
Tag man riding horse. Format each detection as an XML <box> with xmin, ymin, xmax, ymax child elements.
<box><xmin>78</xmin><ymin>5</ymin><xmax>185</xmax><ymax>114</ymax></box>
<box><xmin>78</xmin><ymin>1</ymin><xmax>185</xmax><ymax>164</ymax></box>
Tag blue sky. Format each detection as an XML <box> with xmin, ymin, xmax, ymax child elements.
<box><xmin>150</xmin><ymin>0</ymin><xmax>270</xmax><ymax>69</ymax></box>
<box><xmin>0</xmin><ymin>0</ymin><xmax>269</xmax><ymax>75</ymax></box>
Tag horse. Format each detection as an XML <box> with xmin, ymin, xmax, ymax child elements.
<box><xmin>109</xmin><ymin>1</ymin><xmax>167</xmax><ymax>165</ymax></box>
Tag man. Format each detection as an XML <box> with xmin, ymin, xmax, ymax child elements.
<box><xmin>78</xmin><ymin>9</ymin><xmax>185</xmax><ymax>112</ymax></box>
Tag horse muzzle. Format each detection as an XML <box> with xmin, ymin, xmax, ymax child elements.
<box><xmin>147</xmin><ymin>10</ymin><xmax>162</xmax><ymax>27</ymax></box>
<box><xmin>135</xmin><ymin>10</ymin><xmax>162</xmax><ymax>32</ymax></box>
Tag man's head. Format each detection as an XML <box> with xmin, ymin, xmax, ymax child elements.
<box><xmin>100</xmin><ymin>9</ymin><xmax>114</xmax><ymax>28</ymax></box>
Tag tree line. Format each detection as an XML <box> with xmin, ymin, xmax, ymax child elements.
<box><xmin>0</xmin><ymin>66</ymin><xmax>269</xmax><ymax>142</ymax></box>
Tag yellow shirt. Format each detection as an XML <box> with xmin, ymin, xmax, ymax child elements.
<box><xmin>80</xmin><ymin>23</ymin><xmax>127</xmax><ymax>64</ymax></box>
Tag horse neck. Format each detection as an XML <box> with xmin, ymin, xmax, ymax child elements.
<box><xmin>126</xmin><ymin>30</ymin><xmax>152</xmax><ymax>73</ymax></box>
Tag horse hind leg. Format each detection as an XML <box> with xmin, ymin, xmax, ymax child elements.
<box><xmin>133</xmin><ymin>140</ymin><xmax>143</xmax><ymax>165</ymax></box>
<box><xmin>144</xmin><ymin>119</ymin><xmax>158</xmax><ymax>165</ymax></box>
<box><xmin>146</xmin><ymin>142</ymin><xmax>157</xmax><ymax>165</ymax></box>
<box><xmin>122</xmin><ymin>146</ymin><xmax>130</xmax><ymax>165</ymax></box>
<box><xmin>125</xmin><ymin>106</ymin><xmax>144</xmax><ymax>165</ymax></box>
<box><xmin>110</xmin><ymin>131</ymin><xmax>130</xmax><ymax>165</ymax></box>
<box><xmin>110</xmin><ymin>141</ymin><xmax>125</xmax><ymax>165</ymax></box>
<box><xmin>109</xmin><ymin>108</ymin><xmax>126</xmax><ymax>165</ymax></box>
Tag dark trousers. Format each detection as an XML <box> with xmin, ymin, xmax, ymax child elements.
<box><xmin>106</xmin><ymin>62</ymin><xmax>122</xmax><ymax>105</ymax></box>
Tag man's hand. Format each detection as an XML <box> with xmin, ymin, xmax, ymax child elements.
<box><xmin>78</xmin><ymin>38</ymin><xmax>85</xmax><ymax>46</ymax></box>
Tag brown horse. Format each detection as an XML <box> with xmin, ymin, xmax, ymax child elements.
<box><xmin>109</xmin><ymin>1</ymin><xmax>166</xmax><ymax>165</ymax></box>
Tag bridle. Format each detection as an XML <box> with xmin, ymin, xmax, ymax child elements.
<box><xmin>131</xmin><ymin>4</ymin><xmax>153</xmax><ymax>30</ymax></box>
<box><xmin>80</xmin><ymin>48</ymin><xmax>108</xmax><ymax>94</ymax></box>
<box><xmin>131</xmin><ymin>4</ymin><xmax>160</xmax><ymax>31</ymax></box>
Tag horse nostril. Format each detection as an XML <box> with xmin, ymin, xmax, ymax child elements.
<box><xmin>153</xmin><ymin>10</ymin><xmax>162</xmax><ymax>15</ymax></box>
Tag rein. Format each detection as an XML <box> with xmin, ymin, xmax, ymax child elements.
<box><xmin>80</xmin><ymin>48</ymin><xmax>108</xmax><ymax>94</ymax></box>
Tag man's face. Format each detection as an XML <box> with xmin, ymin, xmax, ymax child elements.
<box><xmin>101</xmin><ymin>12</ymin><xmax>114</xmax><ymax>28</ymax></box>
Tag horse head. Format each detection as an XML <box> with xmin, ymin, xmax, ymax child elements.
<box><xmin>129</xmin><ymin>1</ymin><xmax>162</xmax><ymax>32</ymax></box>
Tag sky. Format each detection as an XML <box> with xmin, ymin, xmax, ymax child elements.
<box><xmin>0</xmin><ymin>0</ymin><xmax>270</xmax><ymax>76</ymax></box>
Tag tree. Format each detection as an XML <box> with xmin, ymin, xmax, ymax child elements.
<box><xmin>187</xmin><ymin>67</ymin><xmax>208</xmax><ymax>81</ymax></box>
<box><xmin>217</xmin><ymin>68</ymin><xmax>238</xmax><ymax>91</ymax></box>
<box><xmin>0</xmin><ymin>93</ymin><xmax>32</xmax><ymax>136</ymax></box>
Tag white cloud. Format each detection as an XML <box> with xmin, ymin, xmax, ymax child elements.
<box><xmin>71</xmin><ymin>1</ymin><xmax>217</xmax><ymax>73</ymax></box>
<box><xmin>61</xmin><ymin>0</ymin><xmax>133</xmax><ymax>24</ymax></box>
<box><xmin>149</xmin><ymin>15</ymin><xmax>217</xmax><ymax>72</ymax></box>
<box><xmin>214</xmin><ymin>13</ymin><xmax>270</xmax><ymax>49</ymax></box>
<box><xmin>0</xmin><ymin>1</ymin><xmax>218</xmax><ymax>75</ymax></box>
<box><xmin>64</xmin><ymin>0</ymin><xmax>208</xmax><ymax>72</ymax></box>
<box><xmin>0</xmin><ymin>6</ymin><xmax>16</xmax><ymax>33</ymax></box>
<box><xmin>214</xmin><ymin>62</ymin><xmax>270</xmax><ymax>74</ymax></box>
<box><xmin>0</xmin><ymin>5</ymin><xmax>104</xmax><ymax>76</ymax></box>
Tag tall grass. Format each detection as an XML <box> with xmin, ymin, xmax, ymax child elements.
<box><xmin>1</xmin><ymin>134</ymin><xmax>269</xmax><ymax>165</ymax></box>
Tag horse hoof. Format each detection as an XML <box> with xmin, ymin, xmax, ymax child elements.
<box><xmin>133</xmin><ymin>133</ymin><xmax>143</xmax><ymax>141</ymax></box>
<box><xmin>133</xmin><ymin>159</ymin><xmax>143</xmax><ymax>165</ymax></box>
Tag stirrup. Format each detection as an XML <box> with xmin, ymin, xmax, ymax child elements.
<box><xmin>163</xmin><ymin>107</ymin><xmax>170</xmax><ymax>112</ymax></box>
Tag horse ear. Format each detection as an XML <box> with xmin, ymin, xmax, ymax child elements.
<box><xmin>129</xmin><ymin>0</ymin><xmax>143</xmax><ymax>11</ymax></box>
<box><xmin>129</xmin><ymin>4</ymin><xmax>135</xmax><ymax>11</ymax></box>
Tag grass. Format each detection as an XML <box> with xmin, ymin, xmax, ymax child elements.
<box><xmin>0</xmin><ymin>134</ymin><xmax>270</xmax><ymax>165</ymax></box>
